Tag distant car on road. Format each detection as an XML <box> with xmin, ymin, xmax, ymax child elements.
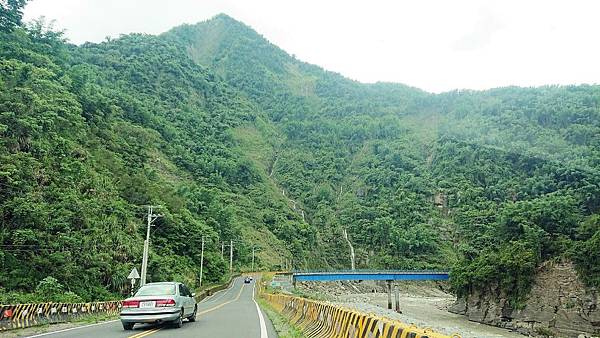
<box><xmin>120</xmin><ymin>282</ymin><xmax>197</xmax><ymax>330</ymax></box>
<box><xmin>244</xmin><ymin>277</ymin><xmax>252</xmax><ymax>284</ymax></box>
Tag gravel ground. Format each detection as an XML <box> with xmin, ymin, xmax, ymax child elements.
<box><xmin>297</xmin><ymin>281</ymin><xmax>527</xmax><ymax>338</ymax></box>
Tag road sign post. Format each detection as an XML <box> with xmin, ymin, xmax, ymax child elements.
<box><xmin>128</xmin><ymin>267</ymin><xmax>140</xmax><ymax>296</ymax></box>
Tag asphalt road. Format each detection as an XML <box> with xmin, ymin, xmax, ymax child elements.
<box><xmin>25</xmin><ymin>276</ymin><xmax>277</xmax><ymax>338</ymax></box>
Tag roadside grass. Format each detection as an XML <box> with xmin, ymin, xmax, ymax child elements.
<box><xmin>79</xmin><ymin>312</ymin><xmax>119</xmax><ymax>324</ymax></box>
<box><xmin>257</xmin><ymin>298</ymin><xmax>306</xmax><ymax>338</ymax></box>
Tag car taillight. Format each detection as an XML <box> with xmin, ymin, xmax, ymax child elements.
<box><xmin>122</xmin><ymin>300</ymin><xmax>139</xmax><ymax>308</ymax></box>
<box><xmin>156</xmin><ymin>299</ymin><xmax>176</xmax><ymax>307</ymax></box>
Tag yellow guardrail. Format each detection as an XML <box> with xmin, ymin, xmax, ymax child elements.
<box><xmin>0</xmin><ymin>301</ymin><xmax>122</xmax><ymax>330</ymax></box>
<box><xmin>261</xmin><ymin>292</ymin><xmax>461</xmax><ymax>338</ymax></box>
<box><xmin>0</xmin><ymin>273</ymin><xmax>242</xmax><ymax>331</ymax></box>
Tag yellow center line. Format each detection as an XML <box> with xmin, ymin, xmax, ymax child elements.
<box><xmin>136</xmin><ymin>328</ymin><xmax>161</xmax><ymax>338</ymax></box>
<box><xmin>126</xmin><ymin>282</ymin><xmax>245</xmax><ymax>338</ymax></box>
<box><xmin>198</xmin><ymin>282</ymin><xmax>245</xmax><ymax>316</ymax></box>
<box><xmin>128</xmin><ymin>327</ymin><xmax>161</xmax><ymax>338</ymax></box>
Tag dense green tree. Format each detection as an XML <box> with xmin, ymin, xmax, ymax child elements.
<box><xmin>0</xmin><ymin>0</ymin><xmax>28</xmax><ymax>32</ymax></box>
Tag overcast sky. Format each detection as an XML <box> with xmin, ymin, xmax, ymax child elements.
<box><xmin>24</xmin><ymin>0</ymin><xmax>600</xmax><ymax>93</ymax></box>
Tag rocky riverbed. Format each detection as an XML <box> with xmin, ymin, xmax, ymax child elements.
<box><xmin>296</xmin><ymin>280</ymin><xmax>526</xmax><ymax>338</ymax></box>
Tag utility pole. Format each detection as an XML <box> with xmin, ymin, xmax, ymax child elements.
<box><xmin>221</xmin><ymin>239</ymin><xmax>239</xmax><ymax>274</ymax></box>
<box><xmin>199</xmin><ymin>236</ymin><xmax>206</xmax><ymax>287</ymax></box>
<box><xmin>252</xmin><ymin>247</ymin><xmax>255</xmax><ymax>271</ymax></box>
<box><xmin>229</xmin><ymin>239</ymin><xmax>233</xmax><ymax>273</ymax></box>
<box><xmin>251</xmin><ymin>246</ymin><xmax>261</xmax><ymax>271</ymax></box>
<box><xmin>140</xmin><ymin>205</ymin><xmax>162</xmax><ymax>286</ymax></box>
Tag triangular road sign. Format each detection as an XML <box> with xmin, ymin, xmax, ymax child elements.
<box><xmin>128</xmin><ymin>267</ymin><xmax>140</xmax><ymax>279</ymax></box>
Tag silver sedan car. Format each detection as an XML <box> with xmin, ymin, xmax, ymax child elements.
<box><xmin>120</xmin><ymin>282</ymin><xmax>197</xmax><ymax>330</ymax></box>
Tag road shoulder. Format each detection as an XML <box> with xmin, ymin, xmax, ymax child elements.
<box><xmin>256</xmin><ymin>298</ymin><xmax>304</xmax><ymax>338</ymax></box>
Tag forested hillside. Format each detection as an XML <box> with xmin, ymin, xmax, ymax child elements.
<box><xmin>0</xmin><ymin>13</ymin><xmax>312</xmax><ymax>302</ymax></box>
<box><xmin>168</xmin><ymin>15</ymin><xmax>600</xmax><ymax>303</ymax></box>
<box><xmin>1</xmin><ymin>9</ymin><xmax>599</xmax><ymax>306</ymax></box>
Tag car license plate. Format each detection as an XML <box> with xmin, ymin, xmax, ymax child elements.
<box><xmin>139</xmin><ymin>301</ymin><xmax>156</xmax><ymax>308</ymax></box>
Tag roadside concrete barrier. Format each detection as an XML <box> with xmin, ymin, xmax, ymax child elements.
<box><xmin>262</xmin><ymin>293</ymin><xmax>461</xmax><ymax>338</ymax></box>
<box><xmin>0</xmin><ymin>273</ymin><xmax>240</xmax><ymax>331</ymax></box>
<box><xmin>0</xmin><ymin>301</ymin><xmax>121</xmax><ymax>331</ymax></box>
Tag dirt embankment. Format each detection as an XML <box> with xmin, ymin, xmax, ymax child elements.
<box><xmin>296</xmin><ymin>280</ymin><xmax>525</xmax><ymax>338</ymax></box>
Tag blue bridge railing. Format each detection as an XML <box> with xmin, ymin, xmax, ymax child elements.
<box><xmin>291</xmin><ymin>270</ymin><xmax>450</xmax><ymax>282</ymax></box>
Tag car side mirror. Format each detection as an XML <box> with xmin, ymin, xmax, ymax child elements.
<box><xmin>191</xmin><ymin>292</ymin><xmax>196</xmax><ymax>297</ymax></box>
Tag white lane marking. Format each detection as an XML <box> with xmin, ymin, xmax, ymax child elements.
<box><xmin>25</xmin><ymin>319</ymin><xmax>119</xmax><ymax>337</ymax></box>
<box><xmin>201</xmin><ymin>277</ymin><xmax>237</xmax><ymax>303</ymax></box>
<box><xmin>252</xmin><ymin>282</ymin><xmax>268</xmax><ymax>338</ymax></box>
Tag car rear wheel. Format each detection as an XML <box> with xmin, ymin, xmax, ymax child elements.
<box><xmin>188</xmin><ymin>305</ymin><xmax>197</xmax><ymax>322</ymax></box>
<box><xmin>122</xmin><ymin>322</ymin><xmax>134</xmax><ymax>330</ymax></box>
<box><xmin>172</xmin><ymin>309</ymin><xmax>184</xmax><ymax>328</ymax></box>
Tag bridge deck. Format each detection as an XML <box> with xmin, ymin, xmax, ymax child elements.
<box><xmin>292</xmin><ymin>270</ymin><xmax>449</xmax><ymax>282</ymax></box>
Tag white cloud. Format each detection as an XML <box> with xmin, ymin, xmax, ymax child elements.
<box><xmin>23</xmin><ymin>0</ymin><xmax>600</xmax><ymax>93</ymax></box>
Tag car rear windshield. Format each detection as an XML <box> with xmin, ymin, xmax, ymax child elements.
<box><xmin>135</xmin><ymin>284</ymin><xmax>176</xmax><ymax>296</ymax></box>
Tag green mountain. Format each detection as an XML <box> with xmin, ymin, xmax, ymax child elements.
<box><xmin>1</xmin><ymin>11</ymin><xmax>599</xmax><ymax>305</ymax></box>
<box><xmin>0</xmin><ymin>17</ymin><xmax>308</xmax><ymax>302</ymax></box>
<box><xmin>167</xmin><ymin>15</ymin><xmax>600</xmax><ymax>301</ymax></box>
